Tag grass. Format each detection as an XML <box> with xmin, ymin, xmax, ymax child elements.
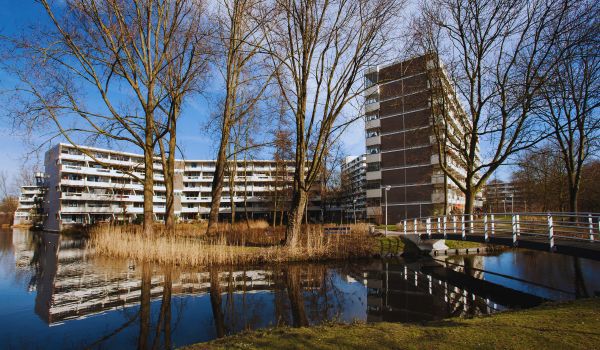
<box><xmin>88</xmin><ymin>222</ymin><xmax>375</xmax><ymax>267</ymax></box>
<box><xmin>374</xmin><ymin>236</ymin><xmax>405</xmax><ymax>255</ymax></box>
<box><xmin>372</xmin><ymin>237</ymin><xmax>483</xmax><ymax>256</ymax></box>
<box><xmin>375</xmin><ymin>224</ymin><xmax>399</xmax><ymax>231</ymax></box>
<box><xmin>186</xmin><ymin>298</ymin><xmax>600</xmax><ymax>350</ymax></box>
<box><xmin>444</xmin><ymin>239</ymin><xmax>484</xmax><ymax>249</ymax></box>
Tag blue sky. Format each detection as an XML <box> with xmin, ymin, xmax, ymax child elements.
<box><xmin>0</xmin><ymin>1</ymin><xmax>366</xmax><ymax>181</ymax></box>
<box><xmin>0</xmin><ymin>1</ymin><xmax>511</xmax><ymax>185</ymax></box>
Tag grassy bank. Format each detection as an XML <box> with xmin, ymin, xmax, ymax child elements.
<box><xmin>444</xmin><ymin>239</ymin><xmax>483</xmax><ymax>249</ymax></box>
<box><xmin>187</xmin><ymin>298</ymin><xmax>600</xmax><ymax>350</ymax></box>
<box><xmin>89</xmin><ymin>222</ymin><xmax>375</xmax><ymax>266</ymax></box>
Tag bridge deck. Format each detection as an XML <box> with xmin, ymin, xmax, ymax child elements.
<box><xmin>398</xmin><ymin>232</ymin><xmax>600</xmax><ymax>261</ymax></box>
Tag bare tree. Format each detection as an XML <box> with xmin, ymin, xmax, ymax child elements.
<box><xmin>4</xmin><ymin>0</ymin><xmax>207</xmax><ymax>235</ymax></box>
<box><xmin>206</xmin><ymin>0</ymin><xmax>272</xmax><ymax>235</ymax></box>
<box><xmin>264</xmin><ymin>0</ymin><xmax>402</xmax><ymax>246</ymax></box>
<box><xmin>411</xmin><ymin>0</ymin><xmax>585</xmax><ymax>215</ymax></box>
<box><xmin>0</xmin><ymin>170</ymin><xmax>16</xmax><ymax>200</ymax></box>
<box><xmin>319</xmin><ymin>140</ymin><xmax>345</xmax><ymax>223</ymax></box>
<box><xmin>155</xmin><ymin>2</ymin><xmax>212</xmax><ymax>231</ymax></box>
<box><xmin>538</xmin><ymin>2</ymin><xmax>600</xmax><ymax>213</ymax></box>
<box><xmin>512</xmin><ymin>146</ymin><xmax>568</xmax><ymax>212</ymax></box>
<box><xmin>270</xmin><ymin>110</ymin><xmax>294</xmax><ymax>226</ymax></box>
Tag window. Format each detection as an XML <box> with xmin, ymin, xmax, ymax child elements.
<box><xmin>366</xmin><ymin>129</ymin><xmax>380</xmax><ymax>138</ymax></box>
<box><xmin>365</xmin><ymin>94</ymin><xmax>378</xmax><ymax>105</ymax></box>
<box><xmin>365</xmin><ymin>181</ymin><xmax>380</xmax><ymax>190</ymax></box>
<box><xmin>364</xmin><ymin>71</ymin><xmax>378</xmax><ymax>88</ymax></box>
<box><xmin>367</xmin><ymin>162</ymin><xmax>381</xmax><ymax>172</ymax></box>
<box><xmin>366</xmin><ymin>146</ymin><xmax>380</xmax><ymax>154</ymax></box>
<box><xmin>365</xmin><ymin>113</ymin><xmax>379</xmax><ymax>121</ymax></box>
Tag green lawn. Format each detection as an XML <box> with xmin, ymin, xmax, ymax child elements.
<box><xmin>373</xmin><ymin>236</ymin><xmax>405</xmax><ymax>255</ymax></box>
<box><xmin>444</xmin><ymin>239</ymin><xmax>484</xmax><ymax>249</ymax></box>
<box><xmin>186</xmin><ymin>298</ymin><xmax>600</xmax><ymax>350</ymax></box>
<box><xmin>375</xmin><ymin>224</ymin><xmax>399</xmax><ymax>231</ymax></box>
<box><xmin>373</xmin><ymin>237</ymin><xmax>482</xmax><ymax>255</ymax></box>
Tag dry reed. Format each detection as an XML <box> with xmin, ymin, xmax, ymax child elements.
<box><xmin>88</xmin><ymin>223</ymin><xmax>374</xmax><ymax>267</ymax></box>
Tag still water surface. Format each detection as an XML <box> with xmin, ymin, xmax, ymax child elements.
<box><xmin>0</xmin><ymin>229</ymin><xmax>599</xmax><ymax>349</ymax></box>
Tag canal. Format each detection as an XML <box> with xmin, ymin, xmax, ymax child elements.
<box><xmin>0</xmin><ymin>229</ymin><xmax>599</xmax><ymax>349</ymax></box>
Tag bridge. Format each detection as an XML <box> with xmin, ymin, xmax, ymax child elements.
<box><xmin>383</xmin><ymin>212</ymin><xmax>600</xmax><ymax>261</ymax></box>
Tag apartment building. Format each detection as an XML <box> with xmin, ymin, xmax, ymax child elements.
<box><xmin>483</xmin><ymin>180</ymin><xmax>526</xmax><ymax>213</ymax></box>
<box><xmin>341</xmin><ymin>155</ymin><xmax>367</xmax><ymax>221</ymax></box>
<box><xmin>13</xmin><ymin>173</ymin><xmax>47</xmax><ymax>227</ymax></box>
<box><xmin>363</xmin><ymin>54</ymin><xmax>479</xmax><ymax>223</ymax></box>
<box><xmin>21</xmin><ymin>143</ymin><xmax>320</xmax><ymax>231</ymax></box>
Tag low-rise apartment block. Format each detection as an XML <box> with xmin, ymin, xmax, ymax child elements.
<box><xmin>19</xmin><ymin>143</ymin><xmax>321</xmax><ymax>231</ymax></box>
<box><xmin>483</xmin><ymin>180</ymin><xmax>526</xmax><ymax>213</ymax></box>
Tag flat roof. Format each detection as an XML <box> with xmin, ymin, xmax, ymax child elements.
<box><xmin>56</xmin><ymin>143</ymin><xmax>292</xmax><ymax>163</ymax></box>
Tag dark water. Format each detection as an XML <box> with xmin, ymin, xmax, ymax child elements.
<box><xmin>0</xmin><ymin>229</ymin><xmax>599</xmax><ymax>349</ymax></box>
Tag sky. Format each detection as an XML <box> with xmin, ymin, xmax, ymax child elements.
<box><xmin>0</xmin><ymin>0</ymin><xmax>367</xmax><ymax>183</ymax></box>
<box><xmin>0</xmin><ymin>0</ymin><xmax>511</xmax><ymax>188</ymax></box>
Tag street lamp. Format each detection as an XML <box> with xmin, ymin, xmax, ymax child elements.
<box><xmin>353</xmin><ymin>199</ymin><xmax>357</xmax><ymax>225</ymax></box>
<box><xmin>510</xmin><ymin>193</ymin><xmax>514</xmax><ymax>213</ymax></box>
<box><xmin>384</xmin><ymin>185</ymin><xmax>391</xmax><ymax>236</ymax></box>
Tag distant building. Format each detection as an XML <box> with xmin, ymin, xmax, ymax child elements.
<box><xmin>17</xmin><ymin>143</ymin><xmax>322</xmax><ymax>231</ymax></box>
<box><xmin>341</xmin><ymin>155</ymin><xmax>367</xmax><ymax>221</ymax></box>
<box><xmin>483</xmin><ymin>180</ymin><xmax>526</xmax><ymax>213</ymax></box>
<box><xmin>363</xmin><ymin>54</ymin><xmax>480</xmax><ymax>223</ymax></box>
<box><xmin>13</xmin><ymin>173</ymin><xmax>47</xmax><ymax>227</ymax></box>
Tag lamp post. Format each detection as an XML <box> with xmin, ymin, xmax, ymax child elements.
<box><xmin>510</xmin><ymin>193</ymin><xmax>514</xmax><ymax>213</ymax></box>
<box><xmin>384</xmin><ymin>185</ymin><xmax>391</xmax><ymax>236</ymax></box>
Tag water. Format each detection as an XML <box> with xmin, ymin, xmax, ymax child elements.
<box><xmin>0</xmin><ymin>229</ymin><xmax>599</xmax><ymax>349</ymax></box>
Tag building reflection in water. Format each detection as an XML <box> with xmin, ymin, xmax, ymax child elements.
<box><xmin>4</xmin><ymin>229</ymin><xmax>599</xmax><ymax>349</ymax></box>
<box><xmin>12</xmin><ymin>231</ymin><xmax>369</xmax><ymax>348</ymax></box>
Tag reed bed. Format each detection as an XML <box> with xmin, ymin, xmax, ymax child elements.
<box><xmin>88</xmin><ymin>223</ymin><xmax>374</xmax><ymax>267</ymax></box>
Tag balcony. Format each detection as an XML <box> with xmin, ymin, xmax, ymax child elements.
<box><xmin>364</xmin><ymin>84</ymin><xmax>379</xmax><ymax>97</ymax></box>
<box><xmin>181</xmin><ymin>207</ymin><xmax>210</xmax><ymax>214</ymax></box>
<box><xmin>365</xmin><ymin>118</ymin><xmax>380</xmax><ymax>129</ymax></box>
<box><xmin>366</xmin><ymin>171</ymin><xmax>381</xmax><ymax>181</ymax></box>
<box><xmin>366</xmin><ymin>188</ymin><xmax>381</xmax><ymax>198</ymax></box>
<box><xmin>365</xmin><ymin>101</ymin><xmax>380</xmax><ymax>114</ymax></box>
<box><xmin>365</xmin><ymin>153</ymin><xmax>381</xmax><ymax>164</ymax></box>
<box><xmin>61</xmin><ymin>206</ymin><xmax>116</xmax><ymax>213</ymax></box>
<box><xmin>366</xmin><ymin>206</ymin><xmax>382</xmax><ymax>217</ymax></box>
<box><xmin>365</xmin><ymin>136</ymin><xmax>381</xmax><ymax>147</ymax></box>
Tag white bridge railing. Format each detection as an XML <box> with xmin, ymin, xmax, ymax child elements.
<box><xmin>396</xmin><ymin>212</ymin><xmax>600</xmax><ymax>250</ymax></box>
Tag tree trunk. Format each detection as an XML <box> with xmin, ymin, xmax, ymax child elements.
<box><xmin>207</xmin><ymin>118</ymin><xmax>231</xmax><ymax>235</ymax></box>
<box><xmin>285</xmin><ymin>189</ymin><xmax>308</xmax><ymax>247</ymax></box>
<box><xmin>229</xmin><ymin>144</ymin><xmax>237</xmax><ymax>225</ymax></box>
<box><xmin>164</xmin><ymin>106</ymin><xmax>178</xmax><ymax>232</ymax></box>
<box><xmin>569</xmin><ymin>188</ymin><xmax>578</xmax><ymax>214</ymax></box>
<box><xmin>567</xmin><ymin>172</ymin><xmax>580</xmax><ymax>214</ymax></box>
<box><xmin>143</xmin><ymin>144</ymin><xmax>155</xmax><ymax>236</ymax></box>
<box><xmin>463</xmin><ymin>190</ymin><xmax>474</xmax><ymax>216</ymax></box>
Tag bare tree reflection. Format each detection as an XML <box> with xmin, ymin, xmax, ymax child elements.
<box><xmin>138</xmin><ymin>261</ymin><xmax>151</xmax><ymax>350</ymax></box>
<box><xmin>151</xmin><ymin>265</ymin><xmax>173</xmax><ymax>350</ymax></box>
<box><xmin>209</xmin><ymin>266</ymin><xmax>226</xmax><ymax>338</ymax></box>
<box><xmin>284</xmin><ymin>264</ymin><xmax>308</xmax><ymax>327</ymax></box>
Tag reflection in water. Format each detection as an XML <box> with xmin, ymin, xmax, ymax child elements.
<box><xmin>0</xmin><ymin>229</ymin><xmax>599</xmax><ymax>349</ymax></box>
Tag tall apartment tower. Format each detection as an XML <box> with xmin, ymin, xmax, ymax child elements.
<box><xmin>364</xmin><ymin>54</ymin><xmax>474</xmax><ymax>223</ymax></box>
